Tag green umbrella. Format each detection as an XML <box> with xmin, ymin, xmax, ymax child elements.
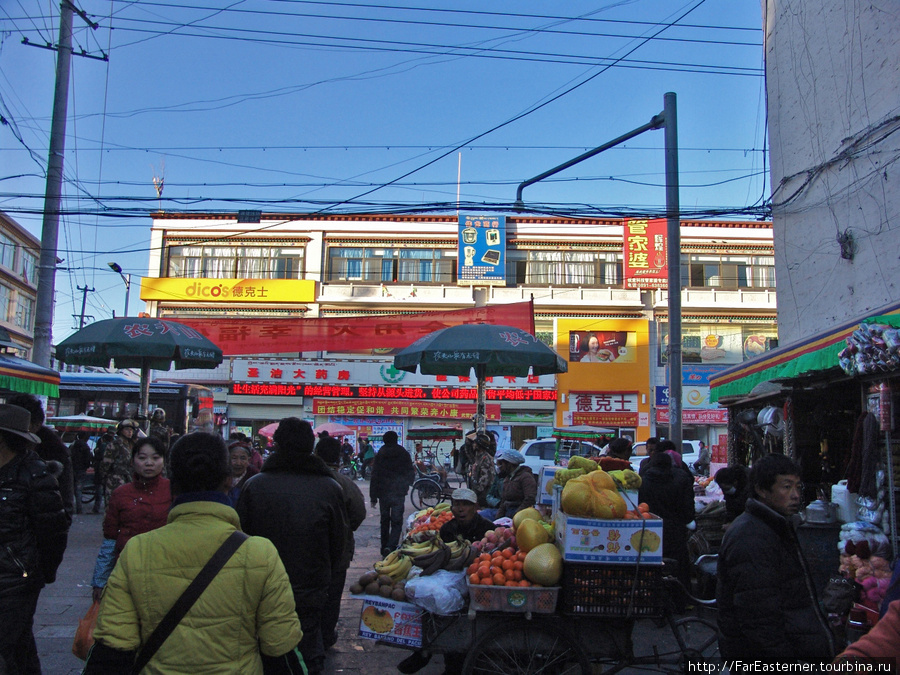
<box><xmin>56</xmin><ymin>318</ymin><xmax>223</xmax><ymax>426</ymax></box>
<box><xmin>393</xmin><ymin>323</ymin><xmax>567</xmax><ymax>432</ymax></box>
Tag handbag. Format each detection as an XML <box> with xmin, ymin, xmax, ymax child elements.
<box><xmin>72</xmin><ymin>599</ymin><xmax>101</xmax><ymax>660</ymax></box>
<box><xmin>131</xmin><ymin>530</ymin><xmax>248</xmax><ymax>674</ymax></box>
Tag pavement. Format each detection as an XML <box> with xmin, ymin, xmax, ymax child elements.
<box><xmin>34</xmin><ymin>479</ymin><xmax>448</xmax><ymax>674</ymax></box>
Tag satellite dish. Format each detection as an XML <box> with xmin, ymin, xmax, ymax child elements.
<box><xmin>757</xmin><ymin>406</ymin><xmax>785</xmax><ymax>437</ymax></box>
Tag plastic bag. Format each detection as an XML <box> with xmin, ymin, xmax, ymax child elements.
<box><xmin>72</xmin><ymin>600</ymin><xmax>100</xmax><ymax>660</ymax></box>
<box><xmin>405</xmin><ymin>570</ymin><xmax>468</xmax><ymax>615</ymax></box>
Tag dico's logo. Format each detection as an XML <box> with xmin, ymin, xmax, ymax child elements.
<box><xmin>184</xmin><ymin>282</ymin><xmax>231</xmax><ymax>298</ymax></box>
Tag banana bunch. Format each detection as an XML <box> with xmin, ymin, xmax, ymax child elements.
<box><xmin>443</xmin><ymin>537</ymin><xmax>476</xmax><ymax>572</ymax></box>
<box><xmin>374</xmin><ymin>550</ymin><xmax>412</xmax><ymax>581</ymax></box>
<box><xmin>431</xmin><ymin>502</ymin><xmax>451</xmax><ymax>515</ymax></box>
<box><xmin>399</xmin><ymin>538</ymin><xmax>439</xmax><ymax>557</ymax></box>
<box><xmin>411</xmin><ymin>539</ymin><xmax>453</xmax><ymax>576</ymax></box>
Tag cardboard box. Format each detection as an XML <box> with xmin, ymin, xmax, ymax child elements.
<box><xmin>538</xmin><ymin>466</ymin><xmax>564</xmax><ymax>505</ymax></box>
<box><xmin>357</xmin><ymin>596</ymin><xmax>423</xmax><ymax>648</ymax></box>
<box><xmin>554</xmin><ymin>510</ymin><xmax>664</xmax><ymax>564</ymax></box>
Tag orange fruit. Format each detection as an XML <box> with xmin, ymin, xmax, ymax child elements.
<box><xmin>517</xmin><ymin>551</ymin><xmax>527</xmax><ymax>562</ymax></box>
<box><xmin>493</xmin><ymin>572</ymin><xmax>506</xmax><ymax>586</ymax></box>
<box><xmin>502</xmin><ymin>548</ymin><xmax>515</xmax><ymax>559</ymax></box>
<box><xmin>469</xmin><ymin>573</ymin><xmax>480</xmax><ymax>585</ymax></box>
<box><xmin>467</xmin><ymin>562</ymin><xmax>479</xmax><ymax>575</ymax></box>
<box><xmin>478</xmin><ymin>553</ymin><xmax>491</xmax><ymax>563</ymax></box>
<box><xmin>513</xmin><ymin>561</ymin><xmax>524</xmax><ymax>571</ymax></box>
<box><xmin>481</xmin><ymin>577</ymin><xmax>493</xmax><ymax>586</ymax></box>
<box><xmin>477</xmin><ymin>565</ymin><xmax>491</xmax><ymax>579</ymax></box>
<box><xmin>502</xmin><ymin>559</ymin><xmax>515</xmax><ymax>571</ymax></box>
<box><xmin>512</xmin><ymin>570</ymin><xmax>523</xmax><ymax>581</ymax></box>
<box><xmin>519</xmin><ymin>580</ymin><xmax>530</xmax><ymax>587</ymax></box>
<box><xmin>638</xmin><ymin>502</ymin><xmax>650</xmax><ymax>513</ymax></box>
<box><xmin>641</xmin><ymin>512</ymin><xmax>653</xmax><ymax>519</ymax></box>
<box><xmin>505</xmin><ymin>581</ymin><xmax>517</xmax><ymax>587</ymax></box>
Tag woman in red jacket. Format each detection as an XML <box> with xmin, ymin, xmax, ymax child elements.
<box><xmin>91</xmin><ymin>436</ymin><xmax>171</xmax><ymax>602</ymax></box>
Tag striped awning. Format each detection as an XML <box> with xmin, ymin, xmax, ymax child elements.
<box><xmin>0</xmin><ymin>354</ymin><xmax>60</xmax><ymax>397</ymax></box>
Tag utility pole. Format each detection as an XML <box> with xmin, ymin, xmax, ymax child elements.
<box><xmin>663</xmin><ymin>92</ymin><xmax>683</xmax><ymax>449</ymax></box>
<box><xmin>75</xmin><ymin>284</ymin><xmax>94</xmax><ymax>329</ymax></box>
<box><xmin>32</xmin><ymin>0</ymin><xmax>74</xmax><ymax>368</ymax></box>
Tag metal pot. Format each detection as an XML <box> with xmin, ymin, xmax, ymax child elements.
<box><xmin>803</xmin><ymin>499</ymin><xmax>839</xmax><ymax>524</ymax></box>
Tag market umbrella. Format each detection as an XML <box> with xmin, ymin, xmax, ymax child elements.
<box><xmin>47</xmin><ymin>414</ymin><xmax>114</xmax><ymax>434</ymax></box>
<box><xmin>55</xmin><ymin>318</ymin><xmax>223</xmax><ymax>427</ymax></box>
<box><xmin>257</xmin><ymin>422</ymin><xmax>279</xmax><ymax>439</ymax></box>
<box><xmin>314</xmin><ymin>422</ymin><xmax>354</xmax><ymax>437</ymax></box>
<box><xmin>394</xmin><ymin>323</ymin><xmax>567</xmax><ymax>433</ymax></box>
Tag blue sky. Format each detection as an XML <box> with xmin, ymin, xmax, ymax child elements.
<box><xmin>0</xmin><ymin>0</ymin><xmax>767</xmax><ymax>342</ymax></box>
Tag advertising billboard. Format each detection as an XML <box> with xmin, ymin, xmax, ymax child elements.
<box><xmin>456</xmin><ymin>215</ymin><xmax>506</xmax><ymax>286</ymax></box>
<box><xmin>568</xmin><ymin>330</ymin><xmax>636</xmax><ymax>363</ymax></box>
<box><xmin>623</xmin><ymin>218</ymin><xmax>667</xmax><ymax>289</ymax></box>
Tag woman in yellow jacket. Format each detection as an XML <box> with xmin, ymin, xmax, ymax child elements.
<box><xmin>84</xmin><ymin>432</ymin><xmax>304</xmax><ymax>674</ymax></box>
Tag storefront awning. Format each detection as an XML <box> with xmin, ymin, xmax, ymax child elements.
<box><xmin>710</xmin><ymin>302</ymin><xmax>900</xmax><ymax>403</ymax></box>
<box><xmin>0</xmin><ymin>355</ymin><xmax>60</xmax><ymax>397</ymax></box>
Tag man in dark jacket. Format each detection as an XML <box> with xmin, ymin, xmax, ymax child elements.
<box><xmin>716</xmin><ymin>453</ymin><xmax>836</xmax><ymax>662</ymax></box>
<box><xmin>0</xmin><ymin>404</ymin><xmax>70</xmax><ymax>675</ymax></box>
<box><xmin>9</xmin><ymin>393</ymin><xmax>76</xmax><ymax>518</ymax></box>
<box><xmin>314</xmin><ymin>435</ymin><xmax>366</xmax><ymax>651</ymax></box>
<box><xmin>369</xmin><ymin>430</ymin><xmax>414</xmax><ymax>555</ymax></box>
<box><xmin>70</xmin><ymin>430</ymin><xmax>93</xmax><ymax>514</ymax></box>
<box><xmin>237</xmin><ymin>417</ymin><xmax>347</xmax><ymax>675</ymax></box>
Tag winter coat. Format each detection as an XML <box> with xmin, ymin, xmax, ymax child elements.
<box><xmin>90</xmin><ymin>499</ymin><xmax>302</xmax><ymax>674</ymax></box>
<box><xmin>328</xmin><ymin>466</ymin><xmax>366</xmax><ymax>570</ymax></box>
<box><xmin>103</xmin><ymin>435</ymin><xmax>133</xmax><ymax>495</ymax></box>
<box><xmin>496</xmin><ymin>465</ymin><xmax>537</xmax><ymax>518</ymax></box>
<box><xmin>226</xmin><ymin>464</ymin><xmax>258</xmax><ymax>504</ymax></box>
<box><xmin>0</xmin><ymin>450</ymin><xmax>69</xmax><ymax>594</ymax></box>
<box><xmin>637</xmin><ymin>457</ymin><xmax>695</xmax><ymax>560</ymax></box>
<box><xmin>717</xmin><ymin>497</ymin><xmax>836</xmax><ymax>662</ymax></box>
<box><xmin>237</xmin><ymin>451</ymin><xmax>347</xmax><ymax>610</ymax></box>
<box><xmin>369</xmin><ymin>442</ymin><xmax>415</xmax><ymax>502</ymax></box>
<box><xmin>70</xmin><ymin>438</ymin><xmax>93</xmax><ymax>474</ymax></box>
<box><xmin>103</xmin><ymin>473</ymin><xmax>171</xmax><ymax>556</ymax></box>
<box><xmin>36</xmin><ymin>425</ymin><xmax>75</xmax><ymax>517</ymax></box>
<box><xmin>838</xmin><ymin>599</ymin><xmax>900</xmax><ymax>661</ymax></box>
<box><xmin>440</xmin><ymin>514</ymin><xmax>495</xmax><ymax>544</ymax></box>
<box><xmin>468</xmin><ymin>450</ymin><xmax>496</xmax><ymax>505</ymax></box>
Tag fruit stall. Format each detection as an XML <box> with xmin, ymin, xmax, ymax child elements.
<box><xmin>350</xmin><ymin>463</ymin><xmax>718</xmax><ymax>672</ymax></box>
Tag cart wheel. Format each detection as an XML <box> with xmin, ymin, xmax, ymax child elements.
<box><xmin>410</xmin><ymin>479</ymin><xmax>443</xmax><ymax>510</ymax></box>
<box><xmin>462</xmin><ymin>620</ymin><xmax>590</xmax><ymax>674</ymax></box>
<box><xmin>672</xmin><ymin>617</ymin><xmax>720</xmax><ymax>666</ymax></box>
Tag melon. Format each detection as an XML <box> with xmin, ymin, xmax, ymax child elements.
<box><xmin>523</xmin><ymin>543</ymin><xmax>562</xmax><ymax>586</ymax></box>
<box><xmin>512</xmin><ymin>507</ymin><xmax>543</xmax><ymax>530</ymax></box>
<box><xmin>517</xmin><ymin>518</ymin><xmax>551</xmax><ymax>552</ymax></box>
<box><xmin>560</xmin><ymin>476</ymin><xmax>628</xmax><ymax>519</ymax></box>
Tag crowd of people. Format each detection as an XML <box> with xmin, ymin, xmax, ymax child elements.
<box><xmin>2</xmin><ymin>403</ymin><xmax>899</xmax><ymax>673</ymax></box>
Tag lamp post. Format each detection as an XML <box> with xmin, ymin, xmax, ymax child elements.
<box><xmin>108</xmin><ymin>262</ymin><xmax>131</xmax><ymax>317</ymax></box>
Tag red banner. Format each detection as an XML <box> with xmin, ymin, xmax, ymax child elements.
<box><xmin>624</xmin><ymin>218</ymin><xmax>668</xmax><ymax>289</ymax></box>
<box><xmin>313</xmin><ymin>398</ymin><xmax>501</xmax><ymax>420</ymax></box>
<box><xmin>179</xmin><ymin>301</ymin><xmax>534</xmax><ymax>356</ymax></box>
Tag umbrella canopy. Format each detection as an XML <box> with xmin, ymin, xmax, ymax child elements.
<box><xmin>393</xmin><ymin>323</ymin><xmax>567</xmax><ymax>378</ymax></box>
<box><xmin>551</xmin><ymin>425</ymin><xmax>615</xmax><ymax>441</ymax></box>
<box><xmin>314</xmin><ymin>422</ymin><xmax>354</xmax><ymax>437</ymax></box>
<box><xmin>47</xmin><ymin>414</ymin><xmax>114</xmax><ymax>434</ymax></box>
<box><xmin>257</xmin><ymin>422</ymin><xmax>279</xmax><ymax>439</ymax></box>
<box><xmin>55</xmin><ymin>318</ymin><xmax>224</xmax><ymax>425</ymax></box>
<box><xmin>394</xmin><ymin>323</ymin><xmax>566</xmax><ymax>432</ymax></box>
<box><xmin>0</xmin><ymin>354</ymin><xmax>60</xmax><ymax>397</ymax></box>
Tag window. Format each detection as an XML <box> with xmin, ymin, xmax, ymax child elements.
<box><xmin>0</xmin><ymin>233</ymin><xmax>15</xmax><ymax>270</ymax></box>
<box><xmin>0</xmin><ymin>284</ymin><xmax>11</xmax><ymax>322</ymax></box>
<box><xmin>511</xmin><ymin>250</ymin><xmax>622</xmax><ymax>286</ymax></box>
<box><xmin>682</xmin><ymin>254</ymin><xmax>775</xmax><ymax>289</ymax></box>
<box><xmin>14</xmin><ymin>294</ymin><xmax>34</xmax><ymax>329</ymax></box>
<box><xmin>326</xmin><ymin>246</ymin><xmax>454</xmax><ymax>283</ymax></box>
<box><xmin>167</xmin><ymin>245</ymin><xmax>304</xmax><ymax>279</ymax></box>
<box><xmin>21</xmin><ymin>249</ymin><xmax>37</xmax><ymax>284</ymax></box>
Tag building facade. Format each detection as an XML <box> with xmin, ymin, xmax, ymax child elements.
<box><xmin>0</xmin><ymin>212</ymin><xmax>41</xmax><ymax>355</ymax></box>
<box><xmin>142</xmin><ymin>213</ymin><xmax>775</xmax><ymax>451</ymax></box>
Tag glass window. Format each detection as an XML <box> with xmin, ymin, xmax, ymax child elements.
<box><xmin>326</xmin><ymin>246</ymin><xmax>452</xmax><ymax>283</ymax></box>
<box><xmin>0</xmin><ymin>284</ymin><xmax>11</xmax><ymax>322</ymax></box>
<box><xmin>167</xmin><ymin>245</ymin><xmax>304</xmax><ymax>279</ymax></box>
<box><xmin>682</xmin><ymin>254</ymin><xmax>775</xmax><ymax>289</ymax></box>
<box><xmin>0</xmin><ymin>233</ymin><xmax>16</xmax><ymax>270</ymax></box>
<box><xmin>14</xmin><ymin>294</ymin><xmax>34</xmax><ymax>329</ymax></box>
<box><xmin>522</xmin><ymin>251</ymin><xmax>620</xmax><ymax>286</ymax></box>
<box><xmin>21</xmin><ymin>249</ymin><xmax>37</xmax><ymax>284</ymax></box>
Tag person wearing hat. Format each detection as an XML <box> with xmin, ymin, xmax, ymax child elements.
<box><xmin>495</xmin><ymin>449</ymin><xmax>537</xmax><ymax>519</ymax></box>
<box><xmin>0</xmin><ymin>404</ymin><xmax>70</xmax><ymax>675</ymax></box>
<box><xmin>103</xmin><ymin>419</ymin><xmax>140</xmax><ymax>499</ymax></box>
<box><xmin>466</xmin><ymin>431</ymin><xmax>496</xmax><ymax>507</ymax></box>
<box><xmin>439</xmin><ymin>488</ymin><xmax>495</xmax><ymax>544</ymax></box>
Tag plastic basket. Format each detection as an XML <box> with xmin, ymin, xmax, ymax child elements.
<box><xmin>560</xmin><ymin>562</ymin><xmax>666</xmax><ymax>617</ymax></box>
<box><xmin>467</xmin><ymin>581</ymin><xmax>559</xmax><ymax>614</ymax></box>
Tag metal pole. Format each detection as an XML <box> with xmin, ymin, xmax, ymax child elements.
<box><xmin>664</xmin><ymin>92</ymin><xmax>683</xmax><ymax>448</ymax></box>
<box><xmin>33</xmin><ymin>0</ymin><xmax>74</xmax><ymax>367</ymax></box>
<box><xmin>124</xmin><ymin>273</ymin><xmax>131</xmax><ymax>317</ymax></box>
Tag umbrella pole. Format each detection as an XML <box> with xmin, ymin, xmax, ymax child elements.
<box><xmin>139</xmin><ymin>363</ymin><xmax>151</xmax><ymax>431</ymax></box>
<box><xmin>475</xmin><ymin>364</ymin><xmax>486</xmax><ymax>434</ymax></box>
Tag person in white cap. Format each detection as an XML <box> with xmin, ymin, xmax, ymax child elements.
<box><xmin>439</xmin><ymin>488</ymin><xmax>495</xmax><ymax>544</ymax></box>
<box><xmin>495</xmin><ymin>449</ymin><xmax>537</xmax><ymax>519</ymax></box>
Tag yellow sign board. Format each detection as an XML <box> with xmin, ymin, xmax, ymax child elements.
<box><xmin>139</xmin><ymin>278</ymin><xmax>316</xmax><ymax>303</ymax></box>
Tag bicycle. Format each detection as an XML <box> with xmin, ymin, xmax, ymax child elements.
<box><xmin>409</xmin><ymin>460</ymin><xmax>466</xmax><ymax>510</ymax></box>
<box><xmin>339</xmin><ymin>455</ymin><xmax>362</xmax><ymax>481</ymax></box>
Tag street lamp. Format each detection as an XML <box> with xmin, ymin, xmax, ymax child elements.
<box><xmin>108</xmin><ymin>262</ymin><xmax>131</xmax><ymax>317</ymax></box>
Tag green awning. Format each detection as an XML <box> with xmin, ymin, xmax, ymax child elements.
<box><xmin>710</xmin><ymin>311</ymin><xmax>900</xmax><ymax>403</ymax></box>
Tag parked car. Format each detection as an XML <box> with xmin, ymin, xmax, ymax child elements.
<box><xmin>519</xmin><ymin>438</ymin><xmax>605</xmax><ymax>476</ymax></box>
<box><xmin>629</xmin><ymin>440</ymin><xmax>702</xmax><ymax>474</ymax></box>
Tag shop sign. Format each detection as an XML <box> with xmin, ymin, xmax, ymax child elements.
<box><xmin>572</xmin><ymin>412</ymin><xmax>639</xmax><ymax>426</ymax></box>
<box><xmin>314</xmin><ymin>398</ymin><xmax>500</xmax><ymax>420</ymax></box>
<box><xmin>655</xmin><ymin>385</ymin><xmax>715</xmax><ymax>409</ymax></box>
<box><xmin>231</xmin><ymin>382</ymin><xmax>553</xmax><ymax>404</ymax></box>
<box><xmin>656</xmin><ymin>407</ymin><xmax>728</xmax><ymax>424</ymax></box>
<box><xmin>456</xmin><ymin>215</ymin><xmax>507</xmax><ymax>286</ymax></box>
<box><xmin>568</xmin><ymin>391</ymin><xmax>639</xmax><ymax>426</ymax></box>
<box><xmin>140</xmin><ymin>278</ymin><xmax>316</xmax><ymax>303</ymax></box>
<box><xmin>623</xmin><ymin>218</ymin><xmax>668</xmax><ymax>289</ymax></box>
<box><xmin>659</xmin><ymin>324</ymin><xmax>778</xmax><ymax>366</ymax></box>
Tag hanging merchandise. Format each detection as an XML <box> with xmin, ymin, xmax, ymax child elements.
<box><xmin>839</xmin><ymin>322</ymin><xmax>900</xmax><ymax>376</ymax></box>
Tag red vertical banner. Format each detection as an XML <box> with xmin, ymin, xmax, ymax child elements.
<box><xmin>624</xmin><ymin>218</ymin><xmax>668</xmax><ymax>289</ymax></box>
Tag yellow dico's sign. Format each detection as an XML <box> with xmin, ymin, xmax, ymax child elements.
<box><xmin>139</xmin><ymin>278</ymin><xmax>316</xmax><ymax>303</ymax></box>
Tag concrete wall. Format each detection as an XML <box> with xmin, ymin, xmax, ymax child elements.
<box><xmin>764</xmin><ymin>0</ymin><xmax>900</xmax><ymax>344</ymax></box>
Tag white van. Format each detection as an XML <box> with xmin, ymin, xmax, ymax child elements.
<box><xmin>518</xmin><ymin>438</ymin><xmax>605</xmax><ymax>476</ymax></box>
<box><xmin>628</xmin><ymin>440</ymin><xmax>702</xmax><ymax>474</ymax></box>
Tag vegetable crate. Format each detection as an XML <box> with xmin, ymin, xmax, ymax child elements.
<box><xmin>560</xmin><ymin>562</ymin><xmax>666</xmax><ymax>617</ymax></box>
<box><xmin>467</xmin><ymin>581</ymin><xmax>559</xmax><ymax>614</ymax></box>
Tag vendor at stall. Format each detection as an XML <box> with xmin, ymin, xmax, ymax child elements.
<box><xmin>439</xmin><ymin>488</ymin><xmax>494</xmax><ymax>543</ymax></box>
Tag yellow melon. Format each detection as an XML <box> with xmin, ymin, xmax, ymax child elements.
<box><xmin>523</xmin><ymin>543</ymin><xmax>562</xmax><ymax>586</ymax></box>
<box><xmin>517</xmin><ymin>518</ymin><xmax>551</xmax><ymax>552</ymax></box>
<box><xmin>512</xmin><ymin>507</ymin><xmax>543</xmax><ymax>530</ymax></box>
